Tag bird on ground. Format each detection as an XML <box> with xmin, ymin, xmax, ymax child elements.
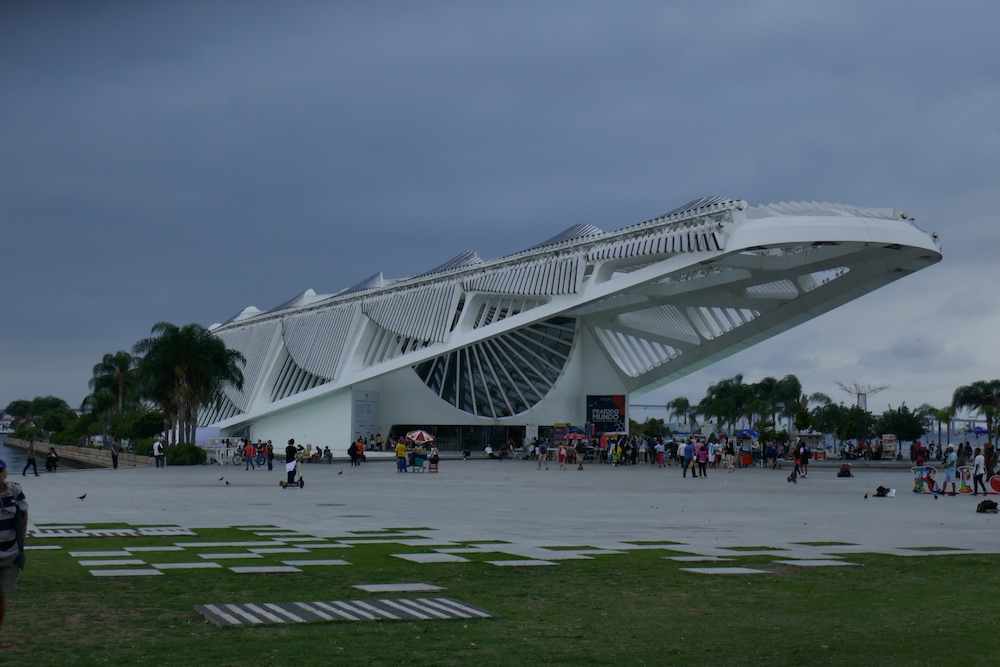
<box><xmin>225</xmin><ymin>481</ymin><xmax>230</xmax><ymax>486</ymax></box>
<box><xmin>219</xmin><ymin>476</ymin><xmax>224</xmax><ymax>480</ymax></box>
<box><xmin>78</xmin><ymin>494</ymin><xmax>87</xmax><ymax>500</ymax></box>
<box><xmin>864</xmin><ymin>493</ymin><xmax>868</xmax><ymax>499</ymax></box>
<box><xmin>933</xmin><ymin>494</ymin><xmax>938</xmax><ymax>499</ymax></box>
<box><xmin>338</xmin><ymin>471</ymin><xmax>343</xmax><ymax>475</ymax></box>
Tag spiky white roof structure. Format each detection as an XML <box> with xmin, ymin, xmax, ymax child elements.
<box><xmin>204</xmin><ymin>197</ymin><xmax>941</xmax><ymax>446</ymax></box>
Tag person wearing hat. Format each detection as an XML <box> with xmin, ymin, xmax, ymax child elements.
<box><xmin>940</xmin><ymin>444</ymin><xmax>959</xmax><ymax>495</ymax></box>
<box><xmin>0</xmin><ymin>458</ymin><xmax>28</xmax><ymax>648</ymax></box>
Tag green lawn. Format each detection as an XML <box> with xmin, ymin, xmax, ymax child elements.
<box><xmin>8</xmin><ymin>526</ymin><xmax>998</xmax><ymax>666</ymax></box>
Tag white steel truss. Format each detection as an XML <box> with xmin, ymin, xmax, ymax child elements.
<box><xmin>203</xmin><ymin>197</ymin><xmax>941</xmax><ymax>428</ymax></box>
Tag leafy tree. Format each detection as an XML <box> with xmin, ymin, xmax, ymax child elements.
<box><xmin>665</xmin><ymin>397</ymin><xmax>697</xmax><ymax>427</ymax></box>
<box><xmin>89</xmin><ymin>351</ymin><xmax>139</xmax><ymax>411</ymax></box>
<box><xmin>952</xmin><ymin>380</ymin><xmax>1000</xmax><ymax>440</ymax></box>
<box><xmin>875</xmin><ymin>403</ymin><xmax>928</xmax><ymax>443</ymax></box>
<box><xmin>134</xmin><ymin>322</ymin><xmax>245</xmax><ymax>444</ymax></box>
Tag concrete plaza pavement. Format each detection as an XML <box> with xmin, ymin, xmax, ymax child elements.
<box><xmin>19</xmin><ymin>458</ymin><xmax>998</xmax><ymax>558</ymax></box>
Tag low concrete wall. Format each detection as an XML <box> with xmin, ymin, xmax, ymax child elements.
<box><xmin>4</xmin><ymin>438</ymin><xmax>153</xmax><ymax>468</ymax></box>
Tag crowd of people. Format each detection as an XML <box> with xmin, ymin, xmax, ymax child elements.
<box><xmin>516</xmin><ymin>434</ymin><xmax>814</xmax><ymax>475</ymax></box>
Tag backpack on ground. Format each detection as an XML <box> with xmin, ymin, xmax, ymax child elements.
<box><xmin>976</xmin><ymin>499</ymin><xmax>998</xmax><ymax>513</ymax></box>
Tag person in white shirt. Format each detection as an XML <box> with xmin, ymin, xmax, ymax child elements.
<box><xmin>973</xmin><ymin>447</ymin><xmax>988</xmax><ymax>496</ymax></box>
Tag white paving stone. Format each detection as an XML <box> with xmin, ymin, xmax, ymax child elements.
<box><xmin>153</xmin><ymin>562</ymin><xmax>224</xmax><ymax>569</ymax></box>
<box><xmin>281</xmin><ymin>559</ymin><xmax>350</xmax><ymax>566</ymax></box>
<box><xmin>229</xmin><ymin>566</ymin><xmax>302</xmax><ymax>573</ymax></box>
<box><xmin>291</xmin><ymin>543</ymin><xmax>349</xmax><ymax>549</ymax></box>
<box><xmin>78</xmin><ymin>559</ymin><xmax>146</xmax><ymax>566</ymax></box>
<box><xmin>487</xmin><ymin>559</ymin><xmax>559</xmax><ymax>567</ymax></box>
<box><xmin>353</xmin><ymin>583</ymin><xmax>444</xmax><ymax>592</ymax></box>
<box><xmin>70</xmin><ymin>551</ymin><xmax>131</xmax><ymax>557</ymax></box>
<box><xmin>90</xmin><ymin>569</ymin><xmax>163</xmax><ymax>577</ymax></box>
<box><xmin>249</xmin><ymin>547</ymin><xmax>310</xmax><ymax>554</ymax></box>
<box><xmin>37</xmin><ymin>525</ymin><xmax>86</xmax><ymax>530</ymax></box>
<box><xmin>126</xmin><ymin>546</ymin><xmax>186</xmax><ymax>553</ymax></box>
<box><xmin>391</xmin><ymin>553</ymin><xmax>469</xmax><ymax>564</ymax></box>
<box><xmin>774</xmin><ymin>560</ymin><xmax>859</xmax><ymax>567</ymax></box>
<box><xmin>679</xmin><ymin>567</ymin><xmax>770</xmax><ymax>575</ymax></box>
<box><xmin>666</xmin><ymin>556</ymin><xmax>735</xmax><ymax>562</ymax></box>
<box><xmin>198</xmin><ymin>553</ymin><xmax>265</xmax><ymax>560</ymax></box>
<box><xmin>26</xmin><ymin>545</ymin><xmax>62</xmax><ymax>550</ymax></box>
<box><xmin>177</xmin><ymin>541</ymin><xmax>286</xmax><ymax>548</ymax></box>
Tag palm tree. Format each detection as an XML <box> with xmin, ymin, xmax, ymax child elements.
<box><xmin>666</xmin><ymin>397</ymin><xmax>695</xmax><ymax>428</ymax></box>
<box><xmin>89</xmin><ymin>351</ymin><xmax>139</xmax><ymax>411</ymax></box>
<box><xmin>952</xmin><ymin>380</ymin><xmax>1000</xmax><ymax>442</ymax></box>
<box><xmin>134</xmin><ymin>322</ymin><xmax>245</xmax><ymax>445</ymax></box>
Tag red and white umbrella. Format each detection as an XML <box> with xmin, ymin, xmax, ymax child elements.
<box><xmin>406</xmin><ymin>429</ymin><xmax>435</xmax><ymax>444</ymax></box>
<box><xmin>564</xmin><ymin>432</ymin><xmax>586</xmax><ymax>440</ymax></box>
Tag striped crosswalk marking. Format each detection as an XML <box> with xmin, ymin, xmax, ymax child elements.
<box><xmin>380</xmin><ymin>599</ymin><xmax>431</xmax><ymax>620</ymax></box>
<box><xmin>224</xmin><ymin>604</ymin><xmax>264</xmax><ymax>624</ymax></box>
<box><xmin>313</xmin><ymin>601</ymin><xmax>362</xmax><ymax>621</ymax></box>
<box><xmin>201</xmin><ymin>604</ymin><xmax>242</xmax><ymax>626</ymax></box>
<box><xmin>415</xmin><ymin>598</ymin><xmax>473</xmax><ymax>618</ymax></box>
<box><xmin>429</xmin><ymin>597</ymin><xmax>493</xmax><ymax>618</ymax></box>
<box><xmin>197</xmin><ymin>598</ymin><xmax>495</xmax><ymax>627</ymax></box>
<box><xmin>264</xmin><ymin>603</ymin><xmax>306</xmax><ymax>623</ymax></box>
<box><xmin>295</xmin><ymin>602</ymin><xmax>334</xmax><ymax>621</ymax></box>
<box><xmin>243</xmin><ymin>603</ymin><xmax>283</xmax><ymax>623</ymax></box>
<box><xmin>355</xmin><ymin>600</ymin><xmax>399</xmax><ymax>619</ymax></box>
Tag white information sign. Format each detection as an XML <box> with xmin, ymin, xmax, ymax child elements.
<box><xmin>352</xmin><ymin>391</ymin><xmax>380</xmax><ymax>441</ymax></box>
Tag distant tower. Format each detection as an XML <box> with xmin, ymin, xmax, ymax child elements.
<box><xmin>835</xmin><ymin>381</ymin><xmax>889</xmax><ymax>411</ymax></box>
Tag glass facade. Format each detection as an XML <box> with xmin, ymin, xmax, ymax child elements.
<box><xmin>413</xmin><ymin>317</ymin><xmax>576</xmax><ymax>418</ymax></box>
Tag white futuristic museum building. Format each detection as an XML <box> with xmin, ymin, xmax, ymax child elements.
<box><xmin>203</xmin><ymin>197</ymin><xmax>942</xmax><ymax>450</ymax></box>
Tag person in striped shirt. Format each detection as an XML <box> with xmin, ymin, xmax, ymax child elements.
<box><xmin>0</xmin><ymin>458</ymin><xmax>28</xmax><ymax>649</ymax></box>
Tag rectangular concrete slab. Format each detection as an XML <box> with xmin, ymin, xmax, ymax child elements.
<box><xmin>487</xmin><ymin>559</ymin><xmax>558</xmax><ymax>566</ymax></box>
<box><xmin>229</xmin><ymin>566</ymin><xmax>302</xmax><ymax>573</ymax></box>
<box><xmin>126</xmin><ymin>546</ymin><xmax>186</xmax><ymax>552</ymax></box>
<box><xmin>198</xmin><ymin>553</ymin><xmax>264</xmax><ymax>560</ymax></box>
<box><xmin>353</xmin><ymin>583</ymin><xmax>444</xmax><ymax>593</ymax></box>
<box><xmin>281</xmin><ymin>559</ymin><xmax>350</xmax><ymax>566</ymax></box>
<box><xmin>391</xmin><ymin>553</ymin><xmax>469</xmax><ymax>563</ymax></box>
<box><xmin>78</xmin><ymin>559</ymin><xmax>146</xmax><ymax>566</ymax></box>
<box><xmin>249</xmin><ymin>547</ymin><xmax>310</xmax><ymax>554</ymax></box>
<box><xmin>26</xmin><ymin>545</ymin><xmax>62</xmax><ymax>550</ymax></box>
<box><xmin>775</xmin><ymin>560</ymin><xmax>859</xmax><ymax>567</ymax></box>
<box><xmin>667</xmin><ymin>556</ymin><xmax>735</xmax><ymax>562</ymax></box>
<box><xmin>70</xmin><ymin>551</ymin><xmax>131</xmax><ymax>557</ymax></box>
<box><xmin>153</xmin><ymin>562</ymin><xmax>224</xmax><ymax>569</ymax></box>
<box><xmin>177</xmin><ymin>541</ymin><xmax>286</xmax><ymax>548</ymax></box>
<box><xmin>679</xmin><ymin>567</ymin><xmax>770</xmax><ymax>575</ymax></box>
<box><xmin>90</xmin><ymin>569</ymin><xmax>163</xmax><ymax>577</ymax></box>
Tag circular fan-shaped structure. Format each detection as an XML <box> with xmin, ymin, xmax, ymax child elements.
<box><xmin>414</xmin><ymin>317</ymin><xmax>576</xmax><ymax>417</ymax></box>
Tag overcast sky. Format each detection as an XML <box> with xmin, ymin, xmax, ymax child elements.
<box><xmin>2</xmin><ymin>1</ymin><xmax>998</xmax><ymax>422</ymax></box>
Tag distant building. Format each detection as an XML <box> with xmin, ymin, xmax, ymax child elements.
<box><xmin>202</xmin><ymin>197</ymin><xmax>941</xmax><ymax>450</ymax></box>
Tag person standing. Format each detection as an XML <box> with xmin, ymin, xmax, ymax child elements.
<box><xmin>285</xmin><ymin>439</ymin><xmax>298</xmax><ymax>485</ymax></box>
<box><xmin>109</xmin><ymin>440</ymin><xmax>121</xmax><ymax>470</ymax></box>
<box><xmin>265</xmin><ymin>441</ymin><xmax>274</xmax><ymax>471</ymax></box>
<box><xmin>348</xmin><ymin>440</ymin><xmax>360</xmax><ymax>467</ymax></box>
<box><xmin>21</xmin><ymin>440</ymin><xmax>39</xmax><ymax>477</ymax></box>
<box><xmin>575</xmin><ymin>439</ymin><xmax>586</xmax><ymax>470</ymax></box>
<box><xmin>941</xmin><ymin>444</ymin><xmax>959</xmax><ymax>495</ymax></box>
<box><xmin>797</xmin><ymin>441</ymin><xmax>810</xmax><ymax>478</ymax></box>
<box><xmin>972</xmin><ymin>447</ymin><xmax>988</xmax><ymax>496</ymax></box>
<box><xmin>536</xmin><ymin>440</ymin><xmax>549</xmax><ymax>470</ymax></box>
<box><xmin>153</xmin><ymin>438</ymin><xmax>165</xmax><ymax>468</ymax></box>
<box><xmin>0</xmin><ymin>459</ymin><xmax>28</xmax><ymax>649</ymax></box>
<box><xmin>696</xmin><ymin>442</ymin><xmax>709</xmax><ymax>477</ymax></box>
<box><xmin>255</xmin><ymin>439</ymin><xmax>265</xmax><ymax>468</ymax></box>
<box><xmin>682</xmin><ymin>441</ymin><xmax>696</xmax><ymax>478</ymax></box>
<box><xmin>395</xmin><ymin>439</ymin><xmax>408</xmax><ymax>473</ymax></box>
<box><xmin>244</xmin><ymin>440</ymin><xmax>256</xmax><ymax>471</ymax></box>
